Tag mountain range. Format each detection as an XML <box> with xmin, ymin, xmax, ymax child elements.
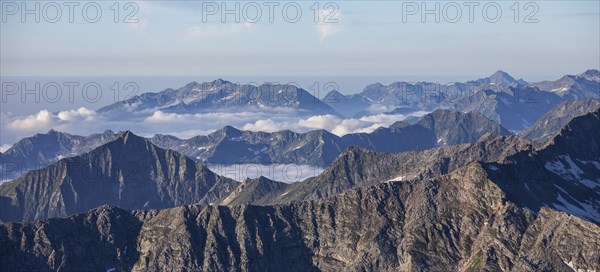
<box><xmin>520</xmin><ymin>98</ymin><xmax>600</xmax><ymax>143</ymax></box>
<box><xmin>97</xmin><ymin>79</ymin><xmax>339</xmax><ymax>118</ymax></box>
<box><xmin>3</xmin><ymin>96</ymin><xmax>598</xmax><ymax>183</ymax></box>
<box><xmin>0</xmin><ymin>130</ymin><xmax>116</xmax><ymax>181</ymax></box>
<box><xmin>323</xmin><ymin>70</ymin><xmax>599</xmax><ymax>130</ymax></box>
<box><xmin>2</xmin><ymin>109</ymin><xmax>598</xmax><ymax>223</ymax></box>
<box><xmin>1</xmin><ymin>109</ymin><xmax>598</xmax><ymax>271</ymax></box>
<box><xmin>0</xmin><ymin>70</ymin><xmax>599</xmax><ymax>271</ymax></box>
<box><xmin>3</xmin><ymin>70</ymin><xmax>588</xmax><ymax>133</ymax></box>
<box><xmin>1</xmin><ymin>109</ymin><xmax>510</xmax><ymax>181</ymax></box>
<box><xmin>216</xmin><ymin>110</ymin><xmax>600</xmax><ymax>220</ymax></box>
<box><xmin>0</xmin><ymin>131</ymin><xmax>238</xmax><ymax>222</ymax></box>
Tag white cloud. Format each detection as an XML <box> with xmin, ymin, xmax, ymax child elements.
<box><xmin>366</xmin><ymin>104</ymin><xmax>397</xmax><ymax>114</ymax></box>
<box><xmin>206</xmin><ymin>163</ymin><xmax>324</xmax><ymax>183</ymax></box>
<box><xmin>294</xmin><ymin>111</ymin><xmax>428</xmax><ymax>136</ymax></box>
<box><xmin>7</xmin><ymin>110</ymin><xmax>54</xmax><ymax>132</ymax></box>
<box><xmin>317</xmin><ymin>9</ymin><xmax>342</xmax><ymax>41</ymax></box>
<box><xmin>331</xmin><ymin>119</ymin><xmax>372</xmax><ymax>135</ymax></box>
<box><xmin>0</xmin><ymin>144</ymin><xmax>12</xmax><ymax>153</ymax></box>
<box><xmin>145</xmin><ymin>110</ymin><xmax>266</xmax><ymax>124</ymax></box>
<box><xmin>297</xmin><ymin>114</ymin><xmax>341</xmax><ymax>131</ymax></box>
<box><xmin>1</xmin><ymin>106</ymin><xmax>425</xmax><ymax>148</ymax></box>
<box><xmin>145</xmin><ymin>111</ymin><xmax>186</xmax><ymax>122</ymax></box>
<box><xmin>358</xmin><ymin>111</ymin><xmax>428</xmax><ymax>123</ymax></box>
<box><xmin>57</xmin><ymin>107</ymin><xmax>97</xmax><ymax>121</ymax></box>
<box><xmin>6</xmin><ymin>107</ymin><xmax>97</xmax><ymax>133</ymax></box>
<box><xmin>242</xmin><ymin>119</ymin><xmax>280</xmax><ymax>132</ymax></box>
<box><xmin>291</xmin><ymin>114</ymin><xmax>382</xmax><ymax>136</ymax></box>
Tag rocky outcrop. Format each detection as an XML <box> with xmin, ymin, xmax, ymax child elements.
<box><xmin>275</xmin><ymin>133</ymin><xmax>530</xmax><ymax>204</ymax></box>
<box><xmin>0</xmin><ymin>131</ymin><xmax>238</xmax><ymax>222</ymax></box>
<box><xmin>216</xmin><ymin>176</ymin><xmax>289</xmax><ymax>206</ymax></box>
<box><xmin>1</xmin><ymin>162</ymin><xmax>598</xmax><ymax>271</ymax></box>
<box><xmin>1</xmin><ymin>98</ymin><xmax>599</xmax><ymax>272</ymax></box>
<box><xmin>0</xmin><ymin>129</ymin><xmax>116</xmax><ymax>180</ymax></box>
<box><xmin>416</xmin><ymin>109</ymin><xmax>511</xmax><ymax>145</ymax></box>
<box><xmin>520</xmin><ymin>98</ymin><xmax>600</xmax><ymax>143</ymax></box>
<box><xmin>218</xmin><ymin>110</ymin><xmax>600</xmax><ymax>225</ymax></box>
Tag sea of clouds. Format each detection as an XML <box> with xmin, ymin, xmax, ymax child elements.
<box><xmin>0</xmin><ymin>106</ymin><xmax>429</xmax><ymax>148</ymax></box>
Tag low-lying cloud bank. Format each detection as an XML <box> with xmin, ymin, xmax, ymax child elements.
<box><xmin>206</xmin><ymin>163</ymin><xmax>325</xmax><ymax>183</ymax></box>
<box><xmin>0</xmin><ymin>107</ymin><xmax>428</xmax><ymax>147</ymax></box>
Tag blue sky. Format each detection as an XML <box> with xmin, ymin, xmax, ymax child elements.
<box><xmin>2</xmin><ymin>1</ymin><xmax>599</xmax><ymax>80</ymax></box>
<box><xmin>1</xmin><ymin>1</ymin><xmax>599</xmax><ymax>147</ymax></box>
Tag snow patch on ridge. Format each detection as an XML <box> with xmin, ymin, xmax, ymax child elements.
<box><xmin>388</xmin><ymin>175</ymin><xmax>405</xmax><ymax>182</ymax></box>
<box><xmin>552</xmin><ymin>185</ymin><xmax>600</xmax><ymax>222</ymax></box>
<box><xmin>545</xmin><ymin>155</ymin><xmax>599</xmax><ymax>188</ymax></box>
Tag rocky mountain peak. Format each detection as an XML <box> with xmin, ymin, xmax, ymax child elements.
<box><xmin>110</xmin><ymin>131</ymin><xmax>152</xmax><ymax>152</ymax></box>
<box><xmin>213</xmin><ymin>78</ymin><xmax>231</xmax><ymax>85</ymax></box>
<box><xmin>579</xmin><ymin>69</ymin><xmax>600</xmax><ymax>81</ymax></box>
<box><xmin>543</xmin><ymin>109</ymin><xmax>600</xmax><ymax>159</ymax></box>
<box><xmin>520</xmin><ymin>99</ymin><xmax>600</xmax><ymax>143</ymax></box>
<box><xmin>473</xmin><ymin>70</ymin><xmax>527</xmax><ymax>86</ymax></box>
<box><xmin>181</xmin><ymin>81</ymin><xmax>200</xmax><ymax>90</ymax></box>
<box><xmin>490</xmin><ymin>70</ymin><xmax>515</xmax><ymax>81</ymax></box>
<box><xmin>335</xmin><ymin>145</ymin><xmax>373</xmax><ymax>161</ymax></box>
<box><xmin>324</xmin><ymin>89</ymin><xmax>344</xmax><ymax>97</ymax></box>
<box><xmin>243</xmin><ymin>176</ymin><xmax>270</xmax><ymax>184</ymax></box>
<box><xmin>116</xmin><ymin>130</ymin><xmax>137</xmax><ymax>142</ymax></box>
<box><xmin>218</xmin><ymin>125</ymin><xmax>242</xmax><ymax>137</ymax></box>
<box><xmin>389</xmin><ymin>120</ymin><xmax>410</xmax><ymax>129</ymax></box>
<box><xmin>0</xmin><ymin>128</ymin><xmax>239</xmax><ymax>222</ymax></box>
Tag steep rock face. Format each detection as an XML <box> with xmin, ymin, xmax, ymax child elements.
<box><xmin>0</xmin><ymin>130</ymin><xmax>116</xmax><ymax>180</ymax></box>
<box><xmin>520</xmin><ymin>98</ymin><xmax>600</xmax><ymax>143</ymax></box>
<box><xmin>530</xmin><ymin>69</ymin><xmax>600</xmax><ymax>99</ymax></box>
<box><xmin>415</xmin><ymin>109</ymin><xmax>511</xmax><ymax>145</ymax></box>
<box><xmin>0</xmin><ymin>112</ymin><xmax>598</xmax><ymax>272</ymax></box>
<box><xmin>487</xmin><ymin>110</ymin><xmax>600</xmax><ymax>223</ymax></box>
<box><xmin>222</xmin><ymin>110</ymin><xmax>600</xmax><ymax>224</ymax></box>
<box><xmin>0</xmin><ymin>131</ymin><xmax>238</xmax><ymax>222</ymax></box>
<box><xmin>543</xmin><ymin>108</ymin><xmax>600</xmax><ymax>159</ymax></box>
<box><xmin>453</xmin><ymin>87</ymin><xmax>564</xmax><ymax>131</ymax></box>
<box><xmin>276</xmin><ymin>134</ymin><xmax>530</xmax><ymax>204</ymax></box>
<box><xmin>151</xmin><ymin>126</ymin><xmax>350</xmax><ymax>167</ymax></box>
<box><xmin>216</xmin><ymin>176</ymin><xmax>289</xmax><ymax>206</ymax></box>
<box><xmin>1</xmin><ymin>163</ymin><xmax>598</xmax><ymax>271</ymax></box>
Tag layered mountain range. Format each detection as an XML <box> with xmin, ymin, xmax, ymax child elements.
<box><xmin>0</xmin><ymin>70</ymin><xmax>599</xmax><ymax>271</ymax></box>
<box><xmin>217</xmin><ymin>110</ymin><xmax>600</xmax><ymax>221</ymax></box>
<box><xmin>2</xmin><ymin>70</ymin><xmax>598</xmax><ymax>177</ymax></box>
<box><xmin>4</xmin><ymin>70</ymin><xmax>588</xmax><ymax>132</ymax></box>
<box><xmin>0</xmin><ymin>131</ymin><xmax>239</xmax><ymax>222</ymax></box>
<box><xmin>0</xmin><ymin>109</ymin><xmax>509</xmax><ymax>181</ymax></box>
<box><xmin>1</xmin><ymin>110</ymin><xmax>598</xmax><ymax>271</ymax></box>
<box><xmin>324</xmin><ymin>70</ymin><xmax>599</xmax><ymax>131</ymax></box>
